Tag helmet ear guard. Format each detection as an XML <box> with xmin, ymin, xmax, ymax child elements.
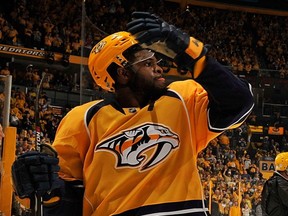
<box><xmin>88</xmin><ymin>31</ymin><xmax>138</xmax><ymax>92</ymax></box>
<box><xmin>275</xmin><ymin>152</ymin><xmax>288</xmax><ymax>171</ymax></box>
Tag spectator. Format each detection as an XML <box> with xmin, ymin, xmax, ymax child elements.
<box><xmin>0</xmin><ymin>66</ymin><xmax>10</xmax><ymax>76</ymax></box>
<box><xmin>242</xmin><ymin>202</ymin><xmax>252</xmax><ymax>216</ymax></box>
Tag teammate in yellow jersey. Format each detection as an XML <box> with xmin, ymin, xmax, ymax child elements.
<box><xmin>11</xmin><ymin>12</ymin><xmax>254</xmax><ymax>215</ymax></box>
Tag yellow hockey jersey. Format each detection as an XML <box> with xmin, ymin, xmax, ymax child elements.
<box><xmin>52</xmin><ymin>58</ymin><xmax>254</xmax><ymax>216</ymax></box>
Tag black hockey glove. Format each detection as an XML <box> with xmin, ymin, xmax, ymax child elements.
<box><xmin>127</xmin><ymin>11</ymin><xmax>210</xmax><ymax>78</ymax></box>
<box><xmin>11</xmin><ymin>144</ymin><xmax>62</xmax><ymax>199</ymax></box>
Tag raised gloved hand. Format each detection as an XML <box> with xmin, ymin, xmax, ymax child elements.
<box><xmin>127</xmin><ymin>11</ymin><xmax>210</xmax><ymax>78</ymax></box>
<box><xmin>11</xmin><ymin>144</ymin><xmax>62</xmax><ymax>199</ymax></box>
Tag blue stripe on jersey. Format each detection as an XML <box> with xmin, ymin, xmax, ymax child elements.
<box><xmin>86</xmin><ymin>97</ymin><xmax>125</xmax><ymax>126</ymax></box>
<box><xmin>85</xmin><ymin>90</ymin><xmax>181</xmax><ymax>126</ymax></box>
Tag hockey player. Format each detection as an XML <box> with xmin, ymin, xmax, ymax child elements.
<box><xmin>11</xmin><ymin>12</ymin><xmax>254</xmax><ymax>215</ymax></box>
<box><xmin>261</xmin><ymin>152</ymin><xmax>288</xmax><ymax>215</ymax></box>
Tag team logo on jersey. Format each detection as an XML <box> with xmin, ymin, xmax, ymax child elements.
<box><xmin>95</xmin><ymin>123</ymin><xmax>179</xmax><ymax>171</ymax></box>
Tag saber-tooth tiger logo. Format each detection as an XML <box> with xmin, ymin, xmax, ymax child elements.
<box><xmin>96</xmin><ymin>123</ymin><xmax>179</xmax><ymax>171</ymax></box>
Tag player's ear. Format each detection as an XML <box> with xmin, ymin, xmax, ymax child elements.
<box><xmin>116</xmin><ymin>67</ymin><xmax>130</xmax><ymax>85</ymax></box>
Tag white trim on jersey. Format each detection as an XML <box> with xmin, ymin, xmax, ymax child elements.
<box><xmin>141</xmin><ymin>207</ymin><xmax>209</xmax><ymax>216</ymax></box>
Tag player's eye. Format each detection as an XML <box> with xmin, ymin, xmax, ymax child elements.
<box><xmin>144</xmin><ymin>59</ymin><xmax>162</xmax><ymax>68</ymax></box>
<box><xmin>144</xmin><ymin>60</ymin><xmax>154</xmax><ymax>67</ymax></box>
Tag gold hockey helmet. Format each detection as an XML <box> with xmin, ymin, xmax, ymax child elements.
<box><xmin>88</xmin><ymin>31</ymin><xmax>138</xmax><ymax>92</ymax></box>
<box><xmin>275</xmin><ymin>152</ymin><xmax>288</xmax><ymax>171</ymax></box>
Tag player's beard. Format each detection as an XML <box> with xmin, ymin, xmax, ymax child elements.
<box><xmin>129</xmin><ymin>71</ymin><xmax>168</xmax><ymax>107</ymax></box>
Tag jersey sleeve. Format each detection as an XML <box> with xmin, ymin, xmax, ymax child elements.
<box><xmin>168</xmin><ymin>57</ymin><xmax>254</xmax><ymax>152</ymax></box>
<box><xmin>195</xmin><ymin>57</ymin><xmax>254</xmax><ymax>132</ymax></box>
<box><xmin>52</xmin><ymin>101</ymin><xmax>97</xmax><ymax>181</ymax></box>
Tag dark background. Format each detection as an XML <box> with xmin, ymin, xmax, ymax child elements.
<box><xmin>204</xmin><ymin>0</ymin><xmax>288</xmax><ymax>11</ymax></box>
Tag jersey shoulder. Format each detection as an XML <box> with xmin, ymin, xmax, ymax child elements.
<box><xmin>70</xmin><ymin>100</ymin><xmax>103</xmax><ymax>113</ymax></box>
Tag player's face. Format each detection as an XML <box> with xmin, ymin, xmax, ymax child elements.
<box><xmin>129</xmin><ymin>50</ymin><xmax>166</xmax><ymax>93</ymax></box>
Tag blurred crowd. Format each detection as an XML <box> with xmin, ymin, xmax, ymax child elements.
<box><xmin>1</xmin><ymin>0</ymin><xmax>288</xmax><ymax>215</ymax></box>
<box><xmin>0</xmin><ymin>0</ymin><xmax>287</xmax><ymax>78</ymax></box>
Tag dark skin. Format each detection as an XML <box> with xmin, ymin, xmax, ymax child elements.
<box><xmin>114</xmin><ymin>49</ymin><xmax>166</xmax><ymax>108</ymax></box>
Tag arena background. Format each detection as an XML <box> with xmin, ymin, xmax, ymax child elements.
<box><xmin>0</xmin><ymin>0</ymin><xmax>288</xmax><ymax>215</ymax></box>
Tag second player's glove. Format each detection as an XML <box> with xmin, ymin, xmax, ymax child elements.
<box><xmin>11</xmin><ymin>144</ymin><xmax>63</xmax><ymax>199</ymax></box>
<box><xmin>127</xmin><ymin>11</ymin><xmax>210</xmax><ymax>78</ymax></box>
